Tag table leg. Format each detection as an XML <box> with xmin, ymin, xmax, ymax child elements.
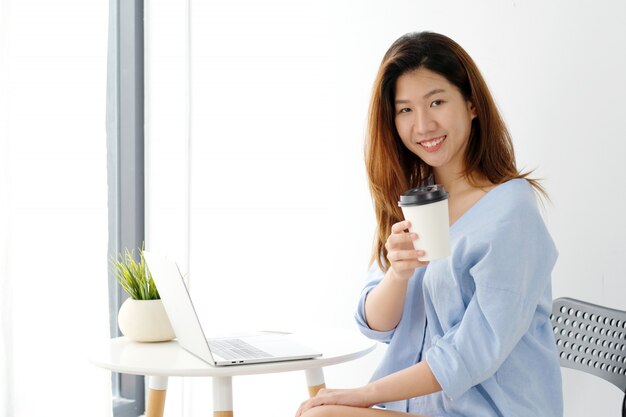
<box><xmin>146</xmin><ymin>375</ymin><xmax>168</xmax><ymax>417</ymax></box>
<box><xmin>212</xmin><ymin>376</ymin><xmax>234</xmax><ymax>417</ymax></box>
<box><xmin>305</xmin><ymin>368</ymin><xmax>326</xmax><ymax>397</ymax></box>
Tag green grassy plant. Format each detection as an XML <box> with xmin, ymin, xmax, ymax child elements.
<box><xmin>110</xmin><ymin>247</ymin><xmax>160</xmax><ymax>300</ymax></box>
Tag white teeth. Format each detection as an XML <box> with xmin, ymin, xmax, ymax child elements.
<box><xmin>420</xmin><ymin>136</ymin><xmax>445</xmax><ymax>148</ymax></box>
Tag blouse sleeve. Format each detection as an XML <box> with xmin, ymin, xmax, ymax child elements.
<box><xmin>354</xmin><ymin>262</ymin><xmax>396</xmax><ymax>343</ymax></box>
<box><xmin>424</xmin><ymin>198</ymin><xmax>558</xmax><ymax>400</ymax></box>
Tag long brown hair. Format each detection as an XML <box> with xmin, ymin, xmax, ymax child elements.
<box><xmin>366</xmin><ymin>31</ymin><xmax>544</xmax><ymax>271</ymax></box>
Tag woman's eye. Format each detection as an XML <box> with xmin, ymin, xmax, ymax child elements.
<box><xmin>431</xmin><ymin>100</ymin><xmax>444</xmax><ymax>107</ymax></box>
<box><xmin>398</xmin><ymin>108</ymin><xmax>411</xmax><ymax>114</ymax></box>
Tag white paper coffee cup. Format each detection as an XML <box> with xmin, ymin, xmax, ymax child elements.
<box><xmin>398</xmin><ymin>185</ymin><xmax>451</xmax><ymax>262</ymax></box>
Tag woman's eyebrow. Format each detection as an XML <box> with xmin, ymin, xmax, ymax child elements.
<box><xmin>423</xmin><ymin>88</ymin><xmax>445</xmax><ymax>99</ymax></box>
<box><xmin>395</xmin><ymin>88</ymin><xmax>446</xmax><ymax>105</ymax></box>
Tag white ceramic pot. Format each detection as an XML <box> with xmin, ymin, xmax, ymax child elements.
<box><xmin>117</xmin><ymin>298</ymin><xmax>175</xmax><ymax>342</ymax></box>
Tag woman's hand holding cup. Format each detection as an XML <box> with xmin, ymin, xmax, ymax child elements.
<box><xmin>386</xmin><ymin>220</ymin><xmax>429</xmax><ymax>282</ymax></box>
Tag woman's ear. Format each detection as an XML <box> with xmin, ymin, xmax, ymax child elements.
<box><xmin>468</xmin><ymin>100</ymin><xmax>478</xmax><ymax>120</ymax></box>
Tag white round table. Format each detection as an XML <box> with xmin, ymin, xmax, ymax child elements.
<box><xmin>89</xmin><ymin>328</ymin><xmax>377</xmax><ymax>417</ymax></box>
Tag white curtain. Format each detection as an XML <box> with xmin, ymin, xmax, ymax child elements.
<box><xmin>145</xmin><ymin>1</ymin><xmax>386</xmax><ymax>416</ymax></box>
<box><xmin>0</xmin><ymin>1</ymin><xmax>111</xmax><ymax>417</ymax></box>
<box><xmin>1</xmin><ymin>1</ymin><xmax>11</xmax><ymax>413</ymax></box>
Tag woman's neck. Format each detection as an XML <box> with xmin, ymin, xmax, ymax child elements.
<box><xmin>433</xmin><ymin>168</ymin><xmax>492</xmax><ymax>195</ymax></box>
<box><xmin>433</xmin><ymin>168</ymin><xmax>468</xmax><ymax>195</ymax></box>
<box><xmin>434</xmin><ymin>168</ymin><xmax>496</xmax><ymax>226</ymax></box>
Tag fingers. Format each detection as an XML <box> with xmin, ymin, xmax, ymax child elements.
<box><xmin>295</xmin><ymin>397</ymin><xmax>321</xmax><ymax>417</ymax></box>
<box><xmin>387</xmin><ymin>250</ymin><xmax>426</xmax><ymax>269</ymax></box>
<box><xmin>386</xmin><ymin>220</ymin><xmax>428</xmax><ymax>281</ymax></box>
<box><xmin>295</xmin><ymin>401</ymin><xmax>307</xmax><ymax>417</ymax></box>
<box><xmin>295</xmin><ymin>388</ymin><xmax>336</xmax><ymax>417</ymax></box>
<box><xmin>390</xmin><ymin>220</ymin><xmax>411</xmax><ymax>234</ymax></box>
<box><xmin>295</xmin><ymin>390</ymin><xmax>321</xmax><ymax>417</ymax></box>
<box><xmin>386</xmin><ymin>221</ymin><xmax>419</xmax><ymax>255</ymax></box>
<box><xmin>386</xmin><ymin>221</ymin><xmax>417</xmax><ymax>251</ymax></box>
<box><xmin>387</xmin><ymin>249</ymin><xmax>424</xmax><ymax>262</ymax></box>
<box><xmin>385</xmin><ymin>232</ymin><xmax>418</xmax><ymax>250</ymax></box>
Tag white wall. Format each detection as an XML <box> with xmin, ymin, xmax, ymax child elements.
<box><xmin>146</xmin><ymin>1</ymin><xmax>626</xmax><ymax>416</ymax></box>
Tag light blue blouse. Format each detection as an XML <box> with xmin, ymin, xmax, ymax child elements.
<box><xmin>355</xmin><ymin>179</ymin><xmax>562</xmax><ymax>417</ymax></box>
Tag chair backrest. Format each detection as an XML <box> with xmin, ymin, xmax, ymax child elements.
<box><xmin>551</xmin><ymin>297</ymin><xmax>626</xmax><ymax>416</ymax></box>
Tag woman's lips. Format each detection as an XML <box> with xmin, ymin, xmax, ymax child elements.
<box><xmin>418</xmin><ymin>135</ymin><xmax>446</xmax><ymax>153</ymax></box>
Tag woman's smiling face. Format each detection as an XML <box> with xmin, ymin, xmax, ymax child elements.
<box><xmin>394</xmin><ymin>67</ymin><xmax>477</xmax><ymax>175</ymax></box>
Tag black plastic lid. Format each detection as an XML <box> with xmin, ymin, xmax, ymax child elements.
<box><xmin>398</xmin><ymin>184</ymin><xmax>448</xmax><ymax>207</ymax></box>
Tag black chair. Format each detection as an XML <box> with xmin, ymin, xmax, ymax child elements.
<box><xmin>551</xmin><ymin>297</ymin><xmax>626</xmax><ymax>417</ymax></box>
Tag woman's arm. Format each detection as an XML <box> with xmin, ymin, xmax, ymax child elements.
<box><xmin>364</xmin><ymin>220</ymin><xmax>427</xmax><ymax>331</ymax></box>
<box><xmin>295</xmin><ymin>360</ymin><xmax>441</xmax><ymax>416</ymax></box>
<box><xmin>367</xmin><ymin>360</ymin><xmax>442</xmax><ymax>402</ymax></box>
<box><xmin>363</xmin><ymin>268</ymin><xmax>410</xmax><ymax>331</ymax></box>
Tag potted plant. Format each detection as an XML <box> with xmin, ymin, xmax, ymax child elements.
<box><xmin>111</xmin><ymin>247</ymin><xmax>175</xmax><ymax>342</ymax></box>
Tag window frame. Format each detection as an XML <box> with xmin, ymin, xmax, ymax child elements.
<box><xmin>106</xmin><ymin>0</ymin><xmax>146</xmax><ymax>415</ymax></box>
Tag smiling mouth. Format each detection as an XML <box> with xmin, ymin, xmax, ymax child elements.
<box><xmin>418</xmin><ymin>135</ymin><xmax>446</xmax><ymax>152</ymax></box>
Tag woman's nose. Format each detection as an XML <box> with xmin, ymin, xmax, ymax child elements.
<box><xmin>413</xmin><ymin>110</ymin><xmax>436</xmax><ymax>135</ymax></box>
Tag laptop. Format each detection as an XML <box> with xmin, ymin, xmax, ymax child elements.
<box><xmin>143</xmin><ymin>251</ymin><xmax>322</xmax><ymax>366</ymax></box>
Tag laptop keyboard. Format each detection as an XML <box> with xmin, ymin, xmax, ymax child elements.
<box><xmin>208</xmin><ymin>338</ymin><xmax>273</xmax><ymax>361</ymax></box>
